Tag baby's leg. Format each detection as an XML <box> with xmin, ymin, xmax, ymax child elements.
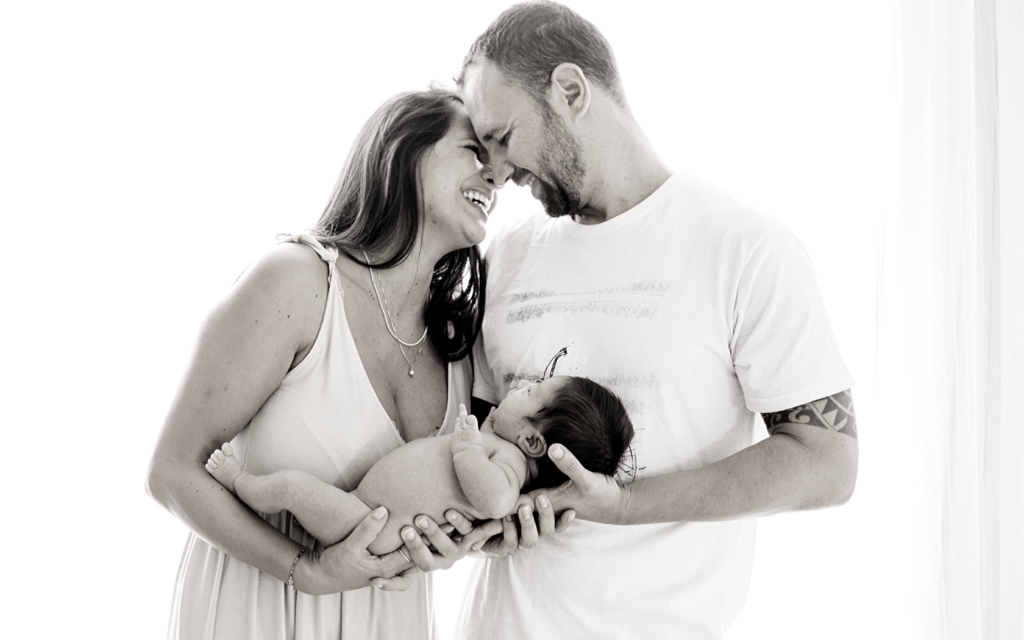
<box><xmin>206</xmin><ymin>443</ymin><xmax>373</xmax><ymax>546</ymax></box>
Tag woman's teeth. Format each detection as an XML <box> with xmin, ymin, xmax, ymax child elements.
<box><xmin>462</xmin><ymin>190</ymin><xmax>492</xmax><ymax>211</ymax></box>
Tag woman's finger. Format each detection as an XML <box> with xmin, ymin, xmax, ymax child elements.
<box><xmin>378</xmin><ymin>545</ymin><xmax>415</xmax><ymax>576</ymax></box>
<box><xmin>370</xmin><ymin>566</ymin><xmax>425</xmax><ymax>592</ymax></box>
<box><xmin>400</xmin><ymin>526</ymin><xmax>434</xmax><ymax>569</ymax></box>
<box><xmin>402</xmin><ymin>523</ymin><xmax>458</xmax><ymax>572</ymax></box>
<box><xmin>341</xmin><ymin>506</ymin><xmax>389</xmax><ymax>552</ymax></box>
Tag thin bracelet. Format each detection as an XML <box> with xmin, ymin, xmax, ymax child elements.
<box><xmin>288</xmin><ymin>547</ymin><xmax>308</xmax><ymax>590</ymax></box>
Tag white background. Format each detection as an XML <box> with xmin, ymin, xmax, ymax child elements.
<box><xmin>0</xmin><ymin>1</ymin><xmax>909</xmax><ymax>638</ymax></box>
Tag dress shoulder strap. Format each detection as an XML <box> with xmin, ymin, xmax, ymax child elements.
<box><xmin>276</xmin><ymin>233</ymin><xmax>342</xmax><ymax>291</ymax></box>
<box><xmin>277</xmin><ymin>232</ymin><xmax>339</xmax><ymax>264</ymax></box>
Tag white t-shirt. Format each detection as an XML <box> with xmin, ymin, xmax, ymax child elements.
<box><xmin>457</xmin><ymin>173</ymin><xmax>854</xmax><ymax>640</ymax></box>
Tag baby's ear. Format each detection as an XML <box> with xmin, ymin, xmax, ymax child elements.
<box><xmin>518</xmin><ymin>427</ymin><xmax>548</xmax><ymax>458</ymax></box>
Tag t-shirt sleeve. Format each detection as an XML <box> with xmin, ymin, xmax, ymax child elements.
<box><xmin>730</xmin><ymin>229</ymin><xmax>854</xmax><ymax>414</ymax></box>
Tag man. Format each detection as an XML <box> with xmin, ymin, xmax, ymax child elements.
<box><xmin>456</xmin><ymin>2</ymin><xmax>858</xmax><ymax>638</ymax></box>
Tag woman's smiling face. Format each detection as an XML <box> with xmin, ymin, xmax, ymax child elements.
<box><xmin>417</xmin><ymin>105</ymin><xmax>497</xmax><ymax>254</ymax></box>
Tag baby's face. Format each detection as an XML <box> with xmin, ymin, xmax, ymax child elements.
<box><xmin>488</xmin><ymin>376</ymin><xmax>568</xmax><ymax>443</ymax></box>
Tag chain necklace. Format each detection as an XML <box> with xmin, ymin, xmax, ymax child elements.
<box><xmin>363</xmin><ymin>251</ymin><xmax>428</xmax><ymax>376</ymax></box>
<box><xmin>397</xmin><ymin>342</ymin><xmax>425</xmax><ymax>377</ymax></box>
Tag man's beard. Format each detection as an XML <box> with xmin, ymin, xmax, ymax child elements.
<box><xmin>535</xmin><ymin>105</ymin><xmax>585</xmax><ymax>219</ymax></box>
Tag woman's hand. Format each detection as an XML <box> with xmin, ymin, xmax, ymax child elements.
<box><xmin>369</xmin><ymin>510</ymin><xmax>501</xmax><ymax>591</ymax></box>
<box><xmin>296</xmin><ymin>507</ymin><xmax>411</xmax><ymax>595</ymax></box>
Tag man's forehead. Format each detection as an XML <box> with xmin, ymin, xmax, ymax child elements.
<box><xmin>461</xmin><ymin>61</ymin><xmax>519</xmax><ymax>140</ymax></box>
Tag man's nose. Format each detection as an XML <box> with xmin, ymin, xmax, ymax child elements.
<box><xmin>492</xmin><ymin>161</ymin><xmax>515</xmax><ymax>187</ymax></box>
<box><xmin>486</xmin><ymin>147</ymin><xmax>515</xmax><ymax>187</ymax></box>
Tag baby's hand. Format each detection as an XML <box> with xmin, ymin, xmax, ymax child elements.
<box><xmin>451</xmin><ymin>404</ymin><xmax>485</xmax><ymax>454</ymax></box>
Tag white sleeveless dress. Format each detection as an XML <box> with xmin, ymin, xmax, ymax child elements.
<box><xmin>168</xmin><ymin>234</ymin><xmax>472</xmax><ymax>640</ymax></box>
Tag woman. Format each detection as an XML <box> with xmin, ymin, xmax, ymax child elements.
<box><xmin>146</xmin><ymin>89</ymin><xmax>500</xmax><ymax>639</ymax></box>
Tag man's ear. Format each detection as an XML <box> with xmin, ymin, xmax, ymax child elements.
<box><xmin>548</xmin><ymin>63</ymin><xmax>591</xmax><ymax>121</ymax></box>
<box><xmin>518</xmin><ymin>426</ymin><xmax>549</xmax><ymax>458</ymax></box>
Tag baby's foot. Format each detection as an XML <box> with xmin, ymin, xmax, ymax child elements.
<box><xmin>206</xmin><ymin>442</ymin><xmax>244</xmax><ymax>493</ymax></box>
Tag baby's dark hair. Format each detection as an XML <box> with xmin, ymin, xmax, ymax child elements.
<box><xmin>526</xmin><ymin>376</ymin><xmax>634</xmax><ymax>491</ymax></box>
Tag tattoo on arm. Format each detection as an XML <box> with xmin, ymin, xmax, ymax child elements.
<box><xmin>762</xmin><ymin>390</ymin><xmax>858</xmax><ymax>439</ymax></box>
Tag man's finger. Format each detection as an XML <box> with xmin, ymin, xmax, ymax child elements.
<box><xmin>462</xmin><ymin>518</ymin><xmax>503</xmax><ymax>550</ymax></box>
<box><xmin>548</xmin><ymin>444</ymin><xmax>593</xmax><ymax>486</ymax></box>
<box><xmin>445</xmin><ymin>509</ymin><xmax>475</xmax><ymax>536</ymax></box>
<box><xmin>500</xmin><ymin>514</ymin><xmax>518</xmax><ymax>554</ymax></box>
<box><xmin>415</xmin><ymin>515</ymin><xmax>459</xmax><ymax>557</ymax></box>
<box><xmin>516</xmin><ymin>503</ymin><xmax>539</xmax><ymax>549</ymax></box>
<box><xmin>534</xmin><ymin>494</ymin><xmax>557</xmax><ymax>536</ymax></box>
<box><xmin>554</xmin><ymin>509</ymin><xmax>577</xmax><ymax>533</ymax></box>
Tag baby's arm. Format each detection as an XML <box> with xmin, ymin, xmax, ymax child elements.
<box><xmin>206</xmin><ymin>443</ymin><xmax>372</xmax><ymax>546</ymax></box>
<box><xmin>450</xmin><ymin>406</ymin><xmax>526</xmax><ymax>520</ymax></box>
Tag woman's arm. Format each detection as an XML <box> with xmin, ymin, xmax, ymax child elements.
<box><xmin>146</xmin><ymin>243</ymin><xmax>407</xmax><ymax>594</ymax></box>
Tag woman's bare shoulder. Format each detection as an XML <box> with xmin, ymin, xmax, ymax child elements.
<box><xmin>221</xmin><ymin>241</ymin><xmax>331</xmax><ymax>344</ymax></box>
<box><xmin>234</xmin><ymin>241</ymin><xmax>328</xmax><ymax>299</ymax></box>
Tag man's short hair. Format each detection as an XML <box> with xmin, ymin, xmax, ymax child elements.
<box><xmin>459</xmin><ymin>1</ymin><xmax>625</xmax><ymax>106</ymax></box>
<box><xmin>526</xmin><ymin>376</ymin><xmax>634</xmax><ymax>491</ymax></box>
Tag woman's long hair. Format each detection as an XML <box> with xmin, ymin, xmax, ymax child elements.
<box><xmin>314</xmin><ymin>90</ymin><xmax>485</xmax><ymax>362</ymax></box>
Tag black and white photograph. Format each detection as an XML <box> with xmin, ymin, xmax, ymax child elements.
<box><xmin>2</xmin><ymin>1</ymin><xmax>1021</xmax><ymax>638</ymax></box>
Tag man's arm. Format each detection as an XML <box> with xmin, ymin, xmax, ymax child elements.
<box><xmin>538</xmin><ymin>390</ymin><xmax>858</xmax><ymax>524</ymax></box>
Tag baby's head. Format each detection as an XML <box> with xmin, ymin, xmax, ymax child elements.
<box><xmin>489</xmin><ymin>375</ymin><xmax>634</xmax><ymax>491</ymax></box>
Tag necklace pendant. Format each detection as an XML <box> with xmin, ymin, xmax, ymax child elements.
<box><xmin>408</xmin><ymin>368</ymin><xmax>415</xmax><ymax>377</ymax></box>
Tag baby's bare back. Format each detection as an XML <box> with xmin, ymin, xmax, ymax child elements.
<box><xmin>354</xmin><ymin>432</ymin><xmax>516</xmax><ymax>555</ymax></box>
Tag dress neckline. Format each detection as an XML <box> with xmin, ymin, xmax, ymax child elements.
<box><xmin>330</xmin><ymin>261</ymin><xmax>453</xmax><ymax>444</ymax></box>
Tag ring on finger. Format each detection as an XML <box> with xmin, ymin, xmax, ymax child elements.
<box><xmin>399</xmin><ymin>547</ymin><xmax>411</xmax><ymax>563</ymax></box>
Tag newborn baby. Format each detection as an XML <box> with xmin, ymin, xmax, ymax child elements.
<box><xmin>206</xmin><ymin>375</ymin><xmax>633</xmax><ymax>554</ymax></box>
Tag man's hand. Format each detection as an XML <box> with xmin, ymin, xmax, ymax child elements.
<box><xmin>467</xmin><ymin>493</ymin><xmax>577</xmax><ymax>556</ymax></box>
<box><xmin>528</xmin><ymin>444</ymin><xmax>631</xmax><ymax>525</ymax></box>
